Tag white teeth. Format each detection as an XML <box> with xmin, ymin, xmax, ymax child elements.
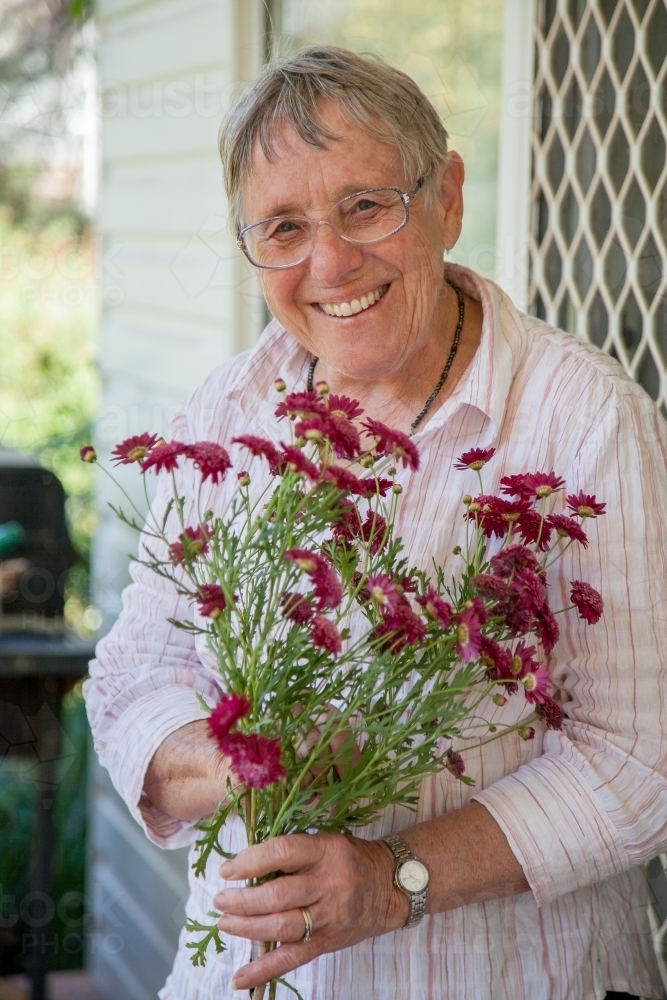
<box><xmin>319</xmin><ymin>284</ymin><xmax>387</xmax><ymax>317</ymax></box>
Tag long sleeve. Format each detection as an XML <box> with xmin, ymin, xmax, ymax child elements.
<box><xmin>84</xmin><ymin>408</ymin><xmax>223</xmax><ymax>849</ymax></box>
<box><xmin>474</xmin><ymin>383</ymin><xmax>667</xmax><ymax>906</ymax></box>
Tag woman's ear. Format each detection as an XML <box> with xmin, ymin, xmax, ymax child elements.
<box><xmin>435</xmin><ymin>152</ymin><xmax>465</xmax><ymax>251</ymax></box>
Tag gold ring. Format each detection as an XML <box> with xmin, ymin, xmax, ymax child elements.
<box><xmin>300</xmin><ymin>906</ymin><xmax>313</xmax><ymax>943</ymax></box>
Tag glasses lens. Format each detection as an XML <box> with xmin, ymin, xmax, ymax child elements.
<box><xmin>331</xmin><ymin>188</ymin><xmax>407</xmax><ymax>243</ymax></box>
<box><xmin>243</xmin><ymin>217</ymin><xmax>312</xmax><ymax>268</ymax></box>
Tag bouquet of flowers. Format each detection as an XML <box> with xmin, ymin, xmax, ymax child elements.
<box><xmin>82</xmin><ymin>378</ymin><xmax>604</xmax><ymax>1000</ymax></box>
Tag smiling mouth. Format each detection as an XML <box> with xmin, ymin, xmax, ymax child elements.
<box><xmin>317</xmin><ymin>283</ymin><xmax>389</xmax><ymax>317</ymax></box>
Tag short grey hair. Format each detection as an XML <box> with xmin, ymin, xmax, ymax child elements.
<box><xmin>219</xmin><ymin>45</ymin><xmax>449</xmax><ymax>232</ymax></box>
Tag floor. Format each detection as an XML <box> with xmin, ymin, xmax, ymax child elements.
<box><xmin>0</xmin><ymin>971</ymin><xmax>107</xmax><ymax>1000</ymax></box>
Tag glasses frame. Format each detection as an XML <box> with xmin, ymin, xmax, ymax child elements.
<box><xmin>236</xmin><ymin>175</ymin><xmax>427</xmax><ymax>270</ymax></box>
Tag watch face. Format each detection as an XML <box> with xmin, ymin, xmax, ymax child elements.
<box><xmin>398</xmin><ymin>859</ymin><xmax>429</xmax><ymax>893</ymax></box>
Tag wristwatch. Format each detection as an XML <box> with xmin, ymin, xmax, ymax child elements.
<box><xmin>381</xmin><ymin>833</ymin><xmax>429</xmax><ymax>928</ymax></box>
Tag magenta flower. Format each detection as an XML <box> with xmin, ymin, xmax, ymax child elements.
<box><xmin>372</xmin><ymin>599</ymin><xmax>426</xmax><ymax>652</ymax></box>
<box><xmin>80</xmin><ymin>445</ymin><xmax>97</xmax><ymax>463</ymax></box>
<box><xmin>327</xmin><ymin>394</ymin><xmax>363</xmax><ymax>420</ymax></box>
<box><xmin>454</xmin><ymin>447</ymin><xmax>496</xmax><ymax>471</ymax></box>
<box><xmin>141</xmin><ymin>440</ymin><xmax>189</xmax><ymax>474</ymax></box>
<box><xmin>284</xmin><ymin>549</ymin><xmax>343</xmax><ymax>611</ymax></box>
<box><xmin>365</xmin><ymin>574</ymin><xmax>400</xmax><ymax>613</ymax></box>
<box><xmin>111</xmin><ymin>433</ymin><xmax>158</xmax><ymax>465</ymax></box>
<box><xmin>489</xmin><ymin>545</ymin><xmax>540</xmax><ymax>578</ymax></box>
<box><xmin>207</xmin><ymin>694</ymin><xmax>251</xmax><ymax>747</ymax></box>
<box><xmin>327</xmin><ymin>414</ymin><xmax>362</xmax><ymax>459</ymax></box>
<box><xmin>194</xmin><ymin>583</ymin><xmax>227</xmax><ymax>619</ymax></box>
<box><xmin>521</xmin><ymin>665</ymin><xmax>550</xmax><ymax>704</ymax></box>
<box><xmin>566</xmin><ymin>491</ymin><xmax>606</xmax><ymax>518</ymax></box>
<box><xmin>570</xmin><ymin>580</ymin><xmax>604</xmax><ymax>624</ymax></box>
<box><xmin>479</xmin><ymin>637</ymin><xmax>516</xmax><ymax>691</ymax></box>
<box><xmin>466</xmin><ymin>496</ymin><xmax>531</xmax><ymax>539</ymax></box>
<box><xmin>501</xmin><ymin>471</ymin><xmax>564</xmax><ymax>500</ymax></box>
<box><xmin>362</xmin><ymin>418</ymin><xmax>420</xmax><ymax>471</ymax></box>
<box><xmin>417</xmin><ymin>586</ymin><xmax>452</xmax><ymax>628</ymax></box>
<box><xmin>323</xmin><ymin>465</ymin><xmax>369</xmax><ymax>494</ymax></box>
<box><xmin>169</xmin><ymin>525</ymin><xmax>211</xmax><ymax>563</ymax></box>
<box><xmin>280</xmin><ymin>444</ymin><xmax>319</xmax><ymax>479</ymax></box>
<box><xmin>275</xmin><ymin>390</ymin><xmax>327</xmax><ymax>421</ymax></box>
<box><xmin>546</xmin><ymin>514</ymin><xmax>588</xmax><ymax>547</ymax></box>
<box><xmin>471</xmin><ymin>574</ymin><xmax>512</xmax><ymax>601</ymax></box>
<box><xmin>445</xmin><ymin>748</ymin><xmax>465</xmax><ymax>777</ymax></box>
<box><xmin>284</xmin><ymin>548</ymin><xmax>328</xmax><ymax>575</ymax></box>
<box><xmin>186</xmin><ymin>442</ymin><xmax>231</xmax><ymax>484</ymax></box>
<box><xmin>454</xmin><ymin>607</ymin><xmax>482</xmax><ymax>663</ymax></box>
<box><xmin>535</xmin><ymin>695</ymin><xmax>563</xmax><ymax>730</ymax></box>
<box><xmin>360</xmin><ymin>511</ymin><xmax>388</xmax><ymax>555</ymax></box>
<box><xmin>517</xmin><ymin>509</ymin><xmax>553</xmax><ymax>551</ymax></box>
<box><xmin>232</xmin><ymin>435</ymin><xmax>281</xmax><ymax>474</ymax></box>
<box><xmin>222</xmin><ymin>732</ymin><xmax>286</xmax><ymax>789</ymax></box>
<box><xmin>534</xmin><ymin>604</ymin><xmax>560</xmax><ymax>654</ymax></box>
<box><xmin>280</xmin><ymin>591</ymin><xmax>314</xmax><ymax>625</ymax></box>
<box><xmin>310</xmin><ymin>615</ymin><xmax>343</xmax><ymax>655</ymax></box>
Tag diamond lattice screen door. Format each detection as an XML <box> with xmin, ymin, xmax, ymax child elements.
<box><xmin>529</xmin><ymin>0</ymin><xmax>667</xmax><ymax>418</ymax></box>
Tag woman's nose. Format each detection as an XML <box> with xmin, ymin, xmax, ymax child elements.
<box><xmin>307</xmin><ymin>220</ymin><xmax>365</xmax><ymax>285</ymax></box>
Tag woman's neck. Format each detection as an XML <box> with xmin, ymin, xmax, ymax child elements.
<box><xmin>313</xmin><ymin>289</ymin><xmax>484</xmax><ymax>435</ymax></box>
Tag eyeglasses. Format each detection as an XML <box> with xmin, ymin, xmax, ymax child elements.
<box><xmin>236</xmin><ymin>175</ymin><xmax>427</xmax><ymax>270</ymax></box>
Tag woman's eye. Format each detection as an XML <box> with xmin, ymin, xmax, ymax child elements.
<box><xmin>354</xmin><ymin>199</ymin><xmax>378</xmax><ymax>213</ymax></box>
<box><xmin>276</xmin><ymin>220</ymin><xmax>301</xmax><ymax>234</ymax></box>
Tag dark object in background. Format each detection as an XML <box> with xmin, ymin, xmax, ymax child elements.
<box><xmin>0</xmin><ymin>447</ymin><xmax>78</xmax><ymax>630</ymax></box>
<box><xmin>0</xmin><ymin>447</ymin><xmax>94</xmax><ymax>1000</ymax></box>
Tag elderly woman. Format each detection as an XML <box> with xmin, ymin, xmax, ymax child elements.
<box><xmin>85</xmin><ymin>47</ymin><xmax>667</xmax><ymax>1000</ymax></box>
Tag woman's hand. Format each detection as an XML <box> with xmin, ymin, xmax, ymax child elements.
<box><xmin>213</xmin><ymin>832</ymin><xmax>409</xmax><ymax>991</ymax></box>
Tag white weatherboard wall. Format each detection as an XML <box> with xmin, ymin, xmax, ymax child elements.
<box><xmin>91</xmin><ymin>2</ymin><xmax>263</xmax><ymax>996</ymax></box>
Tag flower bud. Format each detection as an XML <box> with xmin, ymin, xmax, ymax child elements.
<box><xmin>510</xmin><ymin>655</ymin><xmax>522</xmax><ymax>675</ymax></box>
<box><xmin>305</xmin><ymin>428</ymin><xmax>323</xmax><ymax>441</ymax></box>
<box><xmin>387</xmin><ymin>467</ymin><xmax>397</xmax><ymax>477</ymax></box>
<box><xmin>392</xmin><ymin>484</ymin><xmax>403</xmax><ymax>495</ymax></box>
<box><xmin>202</xmin><ymin>509</ymin><xmax>214</xmax><ymax>522</ymax></box>
<box><xmin>80</xmin><ymin>445</ymin><xmax>97</xmax><ymax>463</ymax></box>
<box><xmin>274</xmin><ymin>377</ymin><xmax>286</xmax><ymax>393</ymax></box>
<box><xmin>518</xmin><ymin>725</ymin><xmax>535</xmax><ymax>741</ymax></box>
<box><xmin>462</xmin><ymin>494</ymin><xmax>472</xmax><ymax>506</ymax></box>
<box><xmin>469</xmin><ymin>502</ymin><xmax>481</xmax><ymax>513</ymax></box>
<box><xmin>452</xmin><ymin>545</ymin><xmax>462</xmax><ymax>555</ymax></box>
<box><xmin>237</xmin><ymin>471</ymin><xmax>251</xmax><ymax>487</ymax></box>
<box><xmin>360</xmin><ymin>453</ymin><xmax>375</xmax><ymax>468</ymax></box>
<box><xmin>488</xmin><ymin>725</ymin><xmax>497</xmax><ymax>733</ymax></box>
<box><xmin>315</xmin><ymin>380</ymin><xmax>330</xmax><ymax>396</ymax></box>
<box><xmin>492</xmin><ymin>694</ymin><xmax>507</xmax><ymax>706</ymax></box>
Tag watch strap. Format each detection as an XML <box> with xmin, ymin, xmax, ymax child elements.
<box><xmin>381</xmin><ymin>833</ymin><xmax>428</xmax><ymax>928</ymax></box>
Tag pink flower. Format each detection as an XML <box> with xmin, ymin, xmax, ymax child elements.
<box><xmin>445</xmin><ymin>748</ymin><xmax>465</xmax><ymax>777</ymax></box>
<box><xmin>280</xmin><ymin>444</ymin><xmax>319</xmax><ymax>479</ymax></box>
<box><xmin>372</xmin><ymin>599</ymin><xmax>426</xmax><ymax>652</ymax></box>
<box><xmin>489</xmin><ymin>545</ymin><xmax>540</xmax><ymax>578</ymax></box>
<box><xmin>471</xmin><ymin>574</ymin><xmax>512</xmax><ymax>601</ymax></box>
<box><xmin>546</xmin><ymin>514</ymin><xmax>588</xmax><ymax>547</ymax></box>
<box><xmin>327</xmin><ymin>394</ymin><xmax>363</xmax><ymax>420</ymax></box>
<box><xmin>233</xmin><ymin>435</ymin><xmax>281</xmax><ymax>474</ymax></box>
<box><xmin>280</xmin><ymin>591</ymin><xmax>314</xmax><ymax>625</ymax></box>
<box><xmin>365</xmin><ymin>574</ymin><xmax>400</xmax><ymax>613</ymax></box>
<box><xmin>111</xmin><ymin>433</ymin><xmax>158</xmax><ymax>465</ymax></box>
<box><xmin>141</xmin><ymin>440</ymin><xmax>189</xmax><ymax>474</ymax></box>
<box><xmin>566</xmin><ymin>491</ymin><xmax>606</xmax><ymax>518</ymax></box>
<box><xmin>222</xmin><ymin>732</ymin><xmax>286</xmax><ymax>789</ymax></box>
<box><xmin>275</xmin><ymin>391</ymin><xmax>327</xmax><ymax>421</ymax></box>
<box><xmin>535</xmin><ymin>695</ymin><xmax>563</xmax><ymax>730</ymax></box>
<box><xmin>417</xmin><ymin>586</ymin><xmax>452</xmax><ymax>628</ymax></box>
<box><xmin>80</xmin><ymin>445</ymin><xmax>97</xmax><ymax>463</ymax></box>
<box><xmin>327</xmin><ymin>415</ymin><xmax>362</xmax><ymax>459</ymax></box>
<box><xmin>501</xmin><ymin>471</ymin><xmax>564</xmax><ymax>500</ymax></box>
<box><xmin>466</xmin><ymin>496</ymin><xmax>531</xmax><ymax>539</ymax></box>
<box><xmin>534</xmin><ymin>604</ymin><xmax>560</xmax><ymax>654</ymax></box>
<box><xmin>169</xmin><ymin>525</ymin><xmax>211</xmax><ymax>563</ymax></box>
<box><xmin>512</xmin><ymin>568</ymin><xmax>547</xmax><ymax>613</ymax></box>
<box><xmin>187</xmin><ymin>442</ymin><xmax>232</xmax><ymax>484</ymax></box>
<box><xmin>570</xmin><ymin>580</ymin><xmax>604</xmax><ymax>624</ymax></box>
<box><xmin>454</xmin><ymin>447</ymin><xmax>496</xmax><ymax>471</ymax></box>
<box><xmin>454</xmin><ymin>607</ymin><xmax>482</xmax><ymax>663</ymax></box>
<box><xmin>479</xmin><ymin>637</ymin><xmax>516</xmax><ymax>692</ymax></box>
<box><xmin>323</xmin><ymin>466</ymin><xmax>369</xmax><ymax>494</ymax></box>
<box><xmin>295</xmin><ymin>415</ymin><xmax>330</xmax><ymax>442</ymax></box>
<box><xmin>521</xmin><ymin>665</ymin><xmax>550</xmax><ymax>704</ymax></box>
<box><xmin>360</xmin><ymin>511</ymin><xmax>388</xmax><ymax>554</ymax></box>
<box><xmin>362</xmin><ymin>418</ymin><xmax>420</xmax><ymax>471</ymax></box>
<box><xmin>310</xmin><ymin>615</ymin><xmax>342</xmax><ymax>655</ymax></box>
<box><xmin>284</xmin><ymin>549</ymin><xmax>343</xmax><ymax>611</ymax></box>
<box><xmin>207</xmin><ymin>694</ymin><xmax>251</xmax><ymax>746</ymax></box>
<box><xmin>517</xmin><ymin>510</ymin><xmax>553</xmax><ymax>551</ymax></box>
<box><xmin>508</xmin><ymin>640</ymin><xmax>537</xmax><ymax>676</ymax></box>
<box><xmin>194</xmin><ymin>583</ymin><xmax>227</xmax><ymax>619</ymax></box>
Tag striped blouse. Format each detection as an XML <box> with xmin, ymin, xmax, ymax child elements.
<box><xmin>85</xmin><ymin>263</ymin><xmax>667</xmax><ymax>1000</ymax></box>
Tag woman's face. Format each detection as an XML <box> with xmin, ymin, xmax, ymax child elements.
<box><xmin>240</xmin><ymin>102</ymin><xmax>464</xmax><ymax>383</ymax></box>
